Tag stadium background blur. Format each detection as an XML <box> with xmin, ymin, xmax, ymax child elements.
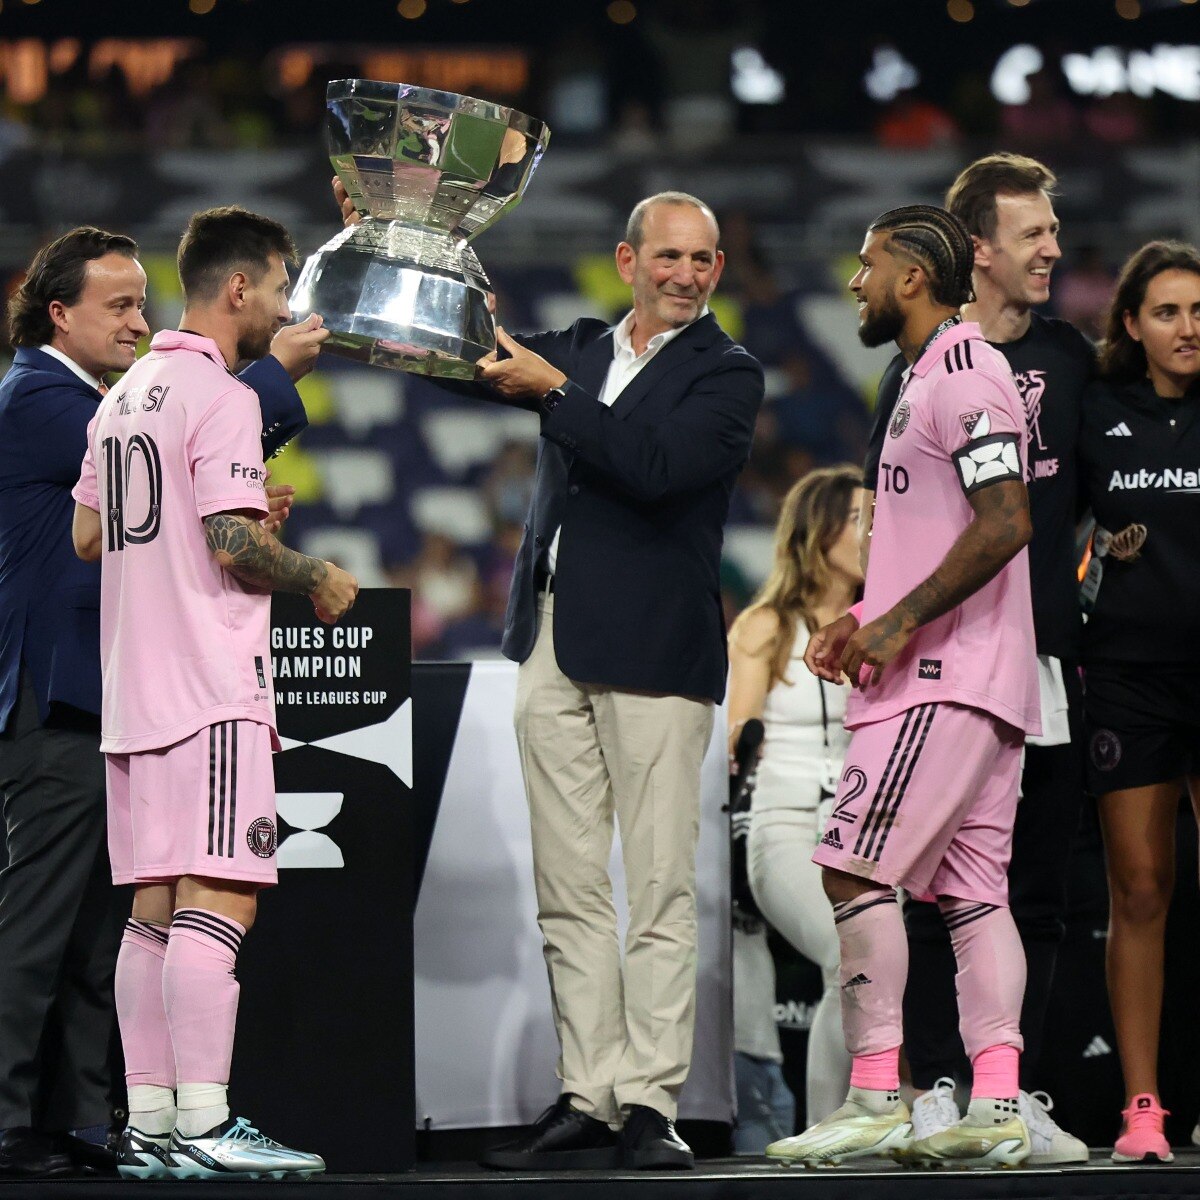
<box><xmin>1</xmin><ymin>0</ymin><xmax>1198</xmax><ymax>659</ymax></box>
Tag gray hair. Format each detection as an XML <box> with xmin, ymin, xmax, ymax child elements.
<box><xmin>624</xmin><ymin>191</ymin><xmax>718</xmax><ymax>250</ymax></box>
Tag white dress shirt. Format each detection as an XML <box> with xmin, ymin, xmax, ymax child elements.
<box><xmin>546</xmin><ymin>308</ymin><xmax>705</xmax><ymax>574</ymax></box>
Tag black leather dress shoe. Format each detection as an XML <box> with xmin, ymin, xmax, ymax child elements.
<box><xmin>481</xmin><ymin>1094</ymin><xmax>619</xmax><ymax>1170</ymax></box>
<box><xmin>54</xmin><ymin>1132</ymin><xmax>119</xmax><ymax>1175</ymax></box>
<box><xmin>0</xmin><ymin>1128</ymin><xmax>73</xmax><ymax>1177</ymax></box>
<box><xmin>620</xmin><ymin>1105</ymin><xmax>694</xmax><ymax>1170</ymax></box>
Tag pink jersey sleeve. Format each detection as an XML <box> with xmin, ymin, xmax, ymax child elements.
<box><xmin>924</xmin><ymin>370</ymin><xmax>1025</xmax><ymax>498</ymax></box>
<box><xmin>189</xmin><ymin>386</ymin><xmax>269</xmax><ymax>520</ymax></box>
<box><xmin>924</xmin><ymin>369</ymin><xmax>1022</xmax><ymax>456</ymax></box>
<box><xmin>71</xmin><ymin>409</ymin><xmax>101</xmax><ymax>511</ymax></box>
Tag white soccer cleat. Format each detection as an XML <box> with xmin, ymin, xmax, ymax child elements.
<box><xmin>169</xmin><ymin>1116</ymin><xmax>325</xmax><ymax>1180</ymax></box>
<box><xmin>115</xmin><ymin>1127</ymin><xmax>175</xmax><ymax>1179</ymax></box>
<box><xmin>765</xmin><ymin>1097</ymin><xmax>913</xmax><ymax>1167</ymax></box>
<box><xmin>910</xmin><ymin>1077</ymin><xmax>960</xmax><ymax>1143</ymax></box>
<box><xmin>909</xmin><ymin>1110</ymin><xmax>1030</xmax><ymax>1169</ymax></box>
<box><xmin>1020</xmin><ymin>1090</ymin><xmax>1089</xmax><ymax>1165</ymax></box>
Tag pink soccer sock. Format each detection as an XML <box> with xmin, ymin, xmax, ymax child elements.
<box><xmin>850</xmin><ymin>1046</ymin><xmax>901</xmax><ymax>1092</ymax></box>
<box><xmin>115</xmin><ymin>919</ymin><xmax>176</xmax><ymax>1089</ymax></box>
<box><xmin>163</xmin><ymin>908</ymin><xmax>245</xmax><ymax>1086</ymax></box>
<box><xmin>831</xmin><ymin>888</ymin><xmax>906</xmax><ymax>1070</ymax></box>
<box><xmin>972</xmin><ymin>1045</ymin><xmax>1020</xmax><ymax>1099</ymax></box>
<box><xmin>938</xmin><ymin>896</ymin><xmax>1024</xmax><ymax>1096</ymax></box>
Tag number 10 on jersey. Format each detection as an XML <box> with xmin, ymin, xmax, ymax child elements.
<box><xmin>102</xmin><ymin>434</ymin><xmax>163</xmax><ymax>552</ymax></box>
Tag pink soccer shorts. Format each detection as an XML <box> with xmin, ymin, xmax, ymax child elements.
<box><xmin>812</xmin><ymin>702</ymin><xmax>1023</xmax><ymax>905</ymax></box>
<box><xmin>106</xmin><ymin>720</ymin><xmax>279</xmax><ymax>887</ymax></box>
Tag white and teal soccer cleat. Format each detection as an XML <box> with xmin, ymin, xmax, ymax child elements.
<box><xmin>766</xmin><ymin>1097</ymin><xmax>913</xmax><ymax>1167</ymax></box>
<box><xmin>169</xmin><ymin>1117</ymin><xmax>325</xmax><ymax>1180</ymax></box>
<box><xmin>115</xmin><ymin>1127</ymin><xmax>175</xmax><ymax>1179</ymax></box>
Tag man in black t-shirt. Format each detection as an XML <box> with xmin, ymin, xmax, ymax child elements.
<box><xmin>861</xmin><ymin>154</ymin><xmax>1095</xmax><ymax>1162</ymax></box>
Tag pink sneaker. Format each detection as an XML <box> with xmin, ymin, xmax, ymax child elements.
<box><xmin>1112</xmin><ymin>1094</ymin><xmax>1174</xmax><ymax>1163</ymax></box>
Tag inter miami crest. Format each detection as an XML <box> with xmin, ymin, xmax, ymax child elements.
<box><xmin>889</xmin><ymin>398</ymin><xmax>911</xmax><ymax>439</ymax></box>
<box><xmin>247</xmin><ymin>817</ymin><xmax>278</xmax><ymax>858</ymax></box>
<box><xmin>1090</xmin><ymin>729</ymin><xmax>1122</xmax><ymax>772</ymax></box>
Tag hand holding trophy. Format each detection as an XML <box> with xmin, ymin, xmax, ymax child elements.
<box><xmin>290</xmin><ymin>79</ymin><xmax>550</xmax><ymax>379</ymax></box>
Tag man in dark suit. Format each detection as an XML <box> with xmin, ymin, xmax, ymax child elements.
<box><xmin>0</xmin><ymin>225</ymin><xmax>320</xmax><ymax>1176</ymax></box>
<box><xmin>474</xmin><ymin>193</ymin><xmax>764</xmax><ymax>1170</ymax></box>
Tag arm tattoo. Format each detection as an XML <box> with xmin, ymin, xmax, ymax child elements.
<box><xmin>204</xmin><ymin>514</ymin><xmax>328</xmax><ymax>595</ymax></box>
<box><xmin>891</xmin><ymin>479</ymin><xmax>1031</xmax><ymax>635</ymax></box>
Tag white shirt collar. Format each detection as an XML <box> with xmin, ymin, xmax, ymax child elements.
<box><xmin>37</xmin><ymin>344</ymin><xmax>103</xmax><ymax>391</ymax></box>
<box><xmin>612</xmin><ymin>306</ymin><xmax>709</xmax><ymax>361</ymax></box>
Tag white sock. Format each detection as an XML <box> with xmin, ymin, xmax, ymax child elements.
<box><xmin>127</xmin><ymin>1084</ymin><xmax>176</xmax><ymax>1137</ymax></box>
<box><xmin>847</xmin><ymin>1085</ymin><xmax>901</xmax><ymax>1114</ymax></box>
<box><xmin>966</xmin><ymin>1096</ymin><xmax>1020</xmax><ymax>1126</ymax></box>
<box><xmin>176</xmin><ymin>1082</ymin><xmax>230</xmax><ymax>1137</ymax></box>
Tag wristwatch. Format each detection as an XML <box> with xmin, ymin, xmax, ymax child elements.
<box><xmin>540</xmin><ymin>384</ymin><xmax>568</xmax><ymax>415</ymax></box>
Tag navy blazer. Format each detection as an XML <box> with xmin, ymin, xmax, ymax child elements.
<box><xmin>506</xmin><ymin>314</ymin><xmax>764</xmax><ymax>703</ymax></box>
<box><xmin>0</xmin><ymin>347</ymin><xmax>307</xmax><ymax>731</ymax></box>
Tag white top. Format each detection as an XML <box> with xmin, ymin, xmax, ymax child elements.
<box><xmin>1028</xmin><ymin>653</ymin><xmax>1071</xmax><ymax>747</ymax></box>
<box><xmin>546</xmin><ymin>308</ymin><xmax>705</xmax><ymax>573</ymax></box>
<box><xmin>752</xmin><ymin>624</ymin><xmax>851</xmax><ymax>813</ymax></box>
<box><xmin>38</xmin><ymin>343</ymin><xmax>102</xmax><ymax>390</ymax></box>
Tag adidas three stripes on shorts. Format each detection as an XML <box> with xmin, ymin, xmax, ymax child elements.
<box><xmin>811</xmin><ymin>701</ymin><xmax>1023</xmax><ymax>906</ymax></box>
<box><xmin>106</xmin><ymin>719</ymin><xmax>279</xmax><ymax>887</ymax></box>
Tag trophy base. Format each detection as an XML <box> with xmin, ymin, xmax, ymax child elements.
<box><xmin>290</xmin><ymin>221</ymin><xmax>495</xmax><ymax>379</ymax></box>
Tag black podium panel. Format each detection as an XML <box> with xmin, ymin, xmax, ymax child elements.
<box><xmin>233</xmin><ymin>590</ymin><xmax>413</xmax><ymax>1173</ymax></box>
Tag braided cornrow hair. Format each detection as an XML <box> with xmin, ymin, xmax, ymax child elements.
<box><xmin>868</xmin><ymin>205</ymin><xmax>975</xmax><ymax>308</ymax></box>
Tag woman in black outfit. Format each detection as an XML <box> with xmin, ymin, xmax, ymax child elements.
<box><xmin>1077</xmin><ymin>241</ymin><xmax>1200</xmax><ymax>1164</ymax></box>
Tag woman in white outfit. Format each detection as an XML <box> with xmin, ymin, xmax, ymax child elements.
<box><xmin>728</xmin><ymin>465</ymin><xmax>865</xmax><ymax>1127</ymax></box>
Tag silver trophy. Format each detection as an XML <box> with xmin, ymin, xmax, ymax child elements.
<box><xmin>290</xmin><ymin>79</ymin><xmax>551</xmax><ymax>379</ymax></box>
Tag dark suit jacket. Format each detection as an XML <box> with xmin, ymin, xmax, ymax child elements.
<box><xmin>506</xmin><ymin>313</ymin><xmax>763</xmax><ymax>703</ymax></box>
<box><xmin>0</xmin><ymin>347</ymin><xmax>307</xmax><ymax>732</ymax></box>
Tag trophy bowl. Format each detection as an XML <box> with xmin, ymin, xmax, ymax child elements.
<box><xmin>290</xmin><ymin>79</ymin><xmax>551</xmax><ymax>378</ymax></box>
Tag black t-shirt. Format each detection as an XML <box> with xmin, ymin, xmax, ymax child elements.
<box><xmin>863</xmin><ymin>314</ymin><xmax>1095</xmax><ymax>661</ymax></box>
<box><xmin>1078</xmin><ymin>376</ymin><xmax>1200</xmax><ymax>666</ymax></box>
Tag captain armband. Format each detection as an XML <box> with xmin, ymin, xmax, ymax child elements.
<box><xmin>951</xmin><ymin>433</ymin><xmax>1022</xmax><ymax>497</ymax></box>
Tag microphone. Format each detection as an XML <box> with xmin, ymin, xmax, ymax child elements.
<box><xmin>727</xmin><ymin>717</ymin><xmax>764</xmax><ymax>816</ymax></box>
<box><xmin>727</xmin><ymin>717</ymin><xmax>765</xmax><ymax>926</ymax></box>
<box><xmin>732</xmin><ymin>718</ymin><xmax>764</xmax><ymax>791</ymax></box>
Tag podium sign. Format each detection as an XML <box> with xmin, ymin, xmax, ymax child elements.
<box><xmin>233</xmin><ymin>589</ymin><xmax>413</xmax><ymax>1172</ymax></box>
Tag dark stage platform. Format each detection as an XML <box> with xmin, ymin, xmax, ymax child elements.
<box><xmin>3</xmin><ymin>1151</ymin><xmax>1200</xmax><ymax>1200</ymax></box>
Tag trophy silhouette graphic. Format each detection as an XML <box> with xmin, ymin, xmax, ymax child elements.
<box><xmin>290</xmin><ymin>79</ymin><xmax>551</xmax><ymax>379</ymax></box>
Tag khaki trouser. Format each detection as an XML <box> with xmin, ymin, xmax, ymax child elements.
<box><xmin>514</xmin><ymin>593</ymin><xmax>714</xmax><ymax>1123</ymax></box>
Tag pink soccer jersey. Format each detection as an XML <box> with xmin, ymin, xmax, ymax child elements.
<box><xmin>850</xmin><ymin>321</ymin><xmax>1040</xmax><ymax>735</ymax></box>
<box><xmin>73</xmin><ymin>330</ymin><xmax>278</xmax><ymax>754</ymax></box>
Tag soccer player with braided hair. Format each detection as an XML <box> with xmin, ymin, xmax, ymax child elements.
<box><xmin>862</xmin><ymin>156</ymin><xmax>1093</xmax><ymax>1165</ymax></box>
<box><xmin>764</xmin><ymin>206</ymin><xmax>1040</xmax><ymax>1168</ymax></box>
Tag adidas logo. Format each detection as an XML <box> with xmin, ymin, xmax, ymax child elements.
<box><xmin>820</xmin><ymin>826</ymin><xmax>844</xmax><ymax>850</ymax></box>
<box><xmin>843</xmin><ymin>972</ymin><xmax>871</xmax><ymax>989</ymax></box>
<box><xmin>1105</xmin><ymin>422</ymin><xmax>1132</xmax><ymax>437</ymax></box>
<box><xmin>1083</xmin><ymin>1035</ymin><xmax>1112</xmax><ymax>1058</ymax></box>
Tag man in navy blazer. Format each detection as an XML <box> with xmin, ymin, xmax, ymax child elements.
<box><xmin>0</xmin><ymin>226</ymin><xmax>320</xmax><ymax>1175</ymax></box>
<box><xmin>476</xmin><ymin>194</ymin><xmax>764</xmax><ymax>1170</ymax></box>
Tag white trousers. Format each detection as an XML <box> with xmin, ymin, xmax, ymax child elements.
<box><xmin>747</xmin><ymin>808</ymin><xmax>851</xmax><ymax>1123</ymax></box>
